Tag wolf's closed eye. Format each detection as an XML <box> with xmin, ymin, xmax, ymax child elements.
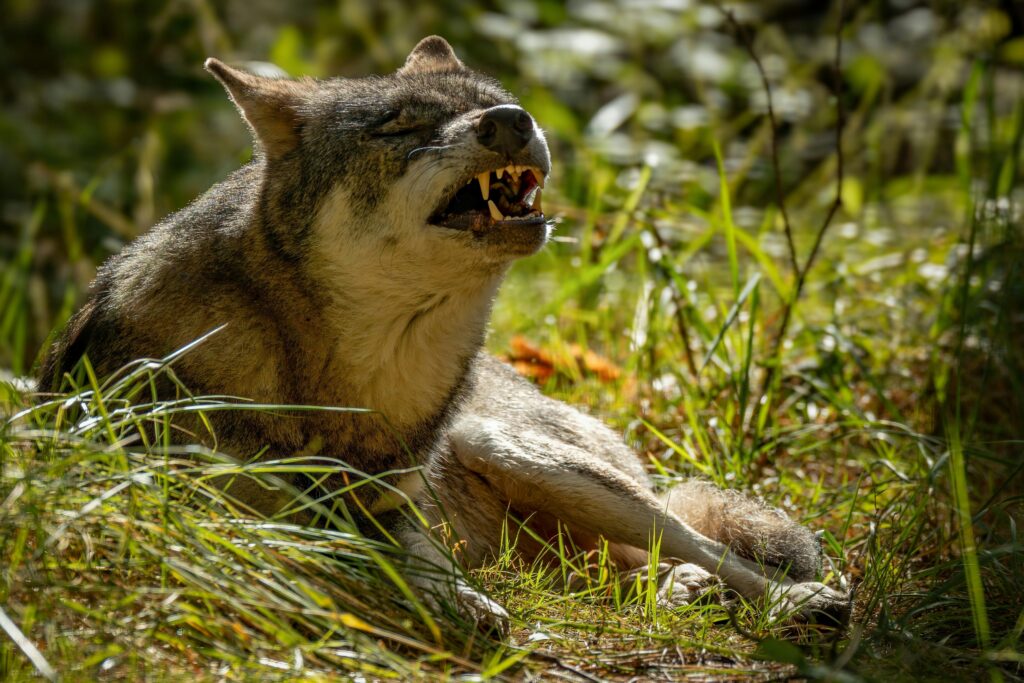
<box><xmin>371</xmin><ymin>109</ymin><xmax>429</xmax><ymax>137</ymax></box>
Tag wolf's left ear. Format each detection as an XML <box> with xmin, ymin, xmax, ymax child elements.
<box><xmin>398</xmin><ymin>36</ymin><xmax>465</xmax><ymax>76</ymax></box>
<box><xmin>205</xmin><ymin>58</ymin><xmax>311</xmax><ymax>158</ymax></box>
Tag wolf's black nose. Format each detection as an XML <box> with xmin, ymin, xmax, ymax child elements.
<box><xmin>477</xmin><ymin>105</ymin><xmax>534</xmax><ymax>155</ymax></box>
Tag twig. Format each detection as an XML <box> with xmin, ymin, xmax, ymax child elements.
<box><xmin>712</xmin><ymin>2</ymin><xmax>799</xmax><ymax>277</ymax></box>
<box><xmin>530</xmin><ymin>649</ymin><xmax>606</xmax><ymax>683</ymax></box>
<box><xmin>31</xmin><ymin>162</ymin><xmax>138</xmax><ymax>239</ymax></box>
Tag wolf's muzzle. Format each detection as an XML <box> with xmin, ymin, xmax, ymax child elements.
<box><xmin>477</xmin><ymin>105</ymin><xmax>534</xmax><ymax>156</ymax></box>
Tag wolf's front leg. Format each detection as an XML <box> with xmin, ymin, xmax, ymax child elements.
<box><xmin>395</xmin><ymin>520</ymin><xmax>510</xmax><ymax>636</ymax></box>
<box><xmin>449</xmin><ymin>415</ymin><xmax>850</xmax><ymax>625</ymax></box>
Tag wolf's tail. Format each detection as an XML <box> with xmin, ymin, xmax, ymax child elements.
<box><xmin>660</xmin><ymin>478</ymin><xmax>822</xmax><ymax>582</ymax></box>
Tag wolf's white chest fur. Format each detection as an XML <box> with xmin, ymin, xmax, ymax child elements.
<box><xmin>339</xmin><ymin>283</ymin><xmax>495</xmax><ymax>426</ymax></box>
<box><xmin>311</xmin><ymin>185</ymin><xmax>504</xmax><ymax>427</ymax></box>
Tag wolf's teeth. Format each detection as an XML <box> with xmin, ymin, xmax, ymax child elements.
<box><xmin>533</xmin><ymin>167</ymin><xmax>546</xmax><ymax>188</ymax></box>
<box><xmin>487</xmin><ymin>200</ymin><xmax>504</xmax><ymax>221</ymax></box>
<box><xmin>496</xmin><ymin>167</ymin><xmax>504</xmax><ymax>179</ymax></box>
<box><xmin>477</xmin><ymin>172</ymin><xmax>490</xmax><ymax>201</ymax></box>
<box><xmin>531</xmin><ymin>188</ymin><xmax>543</xmax><ymax>212</ymax></box>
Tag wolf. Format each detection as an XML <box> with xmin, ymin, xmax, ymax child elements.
<box><xmin>40</xmin><ymin>36</ymin><xmax>850</xmax><ymax>633</ymax></box>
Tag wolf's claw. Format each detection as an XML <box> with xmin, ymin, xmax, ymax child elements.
<box><xmin>456</xmin><ymin>584</ymin><xmax>510</xmax><ymax>637</ymax></box>
<box><xmin>656</xmin><ymin>562</ymin><xmax>722</xmax><ymax>608</ymax></box>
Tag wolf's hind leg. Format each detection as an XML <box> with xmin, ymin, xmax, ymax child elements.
<box><xmin>449</xmin><ymin>416</ymin><xmax>850</xmax><ymax>624</ymax></box>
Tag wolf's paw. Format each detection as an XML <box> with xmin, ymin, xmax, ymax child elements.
<box><xmin>772</xmin><ymin>581</ymin><xmax>851</xmax><ymax>627</ymax></box>
<box><xmin>656</xmin><ymin>562</ymin><xmax>721</xmax><ymax>609</ymax></box>
<box><xmin>456</xmin><ymin>584</ymin><xmax>510</xmax><ymax>637</ymax></box>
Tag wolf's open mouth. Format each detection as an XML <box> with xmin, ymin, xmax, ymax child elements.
<box><xmin>429</xmin><ymin>165</ymin><xmax>545</xmax><ymax>231</ymax></box>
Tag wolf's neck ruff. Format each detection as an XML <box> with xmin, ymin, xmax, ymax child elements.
<box><xmin>309</xmin><ymin>184</ymin><xmax>506</xmax><ymax>428</ymax></box>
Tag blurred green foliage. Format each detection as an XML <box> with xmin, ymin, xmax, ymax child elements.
<box><xmin>3</xmin><ymin>0</ymin><xmax>1021</xmax><ymax>375</ymax></box>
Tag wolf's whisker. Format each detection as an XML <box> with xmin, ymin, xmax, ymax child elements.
<box><xmin>407</xmin><ymin>144</ymin><xmax>457</xmax><ymax>160</ymax></box>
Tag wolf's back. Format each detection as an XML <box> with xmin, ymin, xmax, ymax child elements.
<box><xmin>37</xmin><ymin>163</ymin><xmax>263</xmax><ymax>392</ymax></box>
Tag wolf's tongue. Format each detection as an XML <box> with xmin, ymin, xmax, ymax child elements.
<box><xmin>515</xmin><ymin>170</ymin><xmax>539</xmax><ymax>202</ymax></box>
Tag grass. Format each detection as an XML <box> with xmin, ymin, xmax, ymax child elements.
<box><xmin>3</xmin><ymin>2</ymin><xmax>1024</xmax><ymax>680</ymax></box>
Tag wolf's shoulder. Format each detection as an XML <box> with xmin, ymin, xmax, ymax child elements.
<box><xmin>124</xmin><ymin>162</ymin><xmax>262</xmax><ymax>257</ymax></box>
<box><xmin>94</xmin><ymin>162</ymin><xmax>264</xmax><ymax>303</ymax></box>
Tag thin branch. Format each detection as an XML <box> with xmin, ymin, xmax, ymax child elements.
<box><xmin>31</xmin><ymin>162</ymin><xmax>138</xmax><ymax>238</ymax></box>
<box><xmin>529</xmin><ymin>649</ymin><xmax>606</xmax><ymax>683</ymax></box>
<box><xmin>713</xmin><ymin>2</ymin><xmax>799</xmax><ymax>276</ymax></box>
<box><xmin>711</xmin><ymin>1</ymin><xmax>847</xmax><ymax>455</ymax></box>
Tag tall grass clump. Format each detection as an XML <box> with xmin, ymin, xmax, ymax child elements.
<box><xmin>0</xmin><ymin>353</ymin><xmax>525</xmax><ymax>680</ymax></box>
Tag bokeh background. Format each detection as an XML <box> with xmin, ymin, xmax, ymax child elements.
<box><xmin>3</xmin><ymin>0</ymin><xmax>1021</xmax><ymax>374</ymax></box>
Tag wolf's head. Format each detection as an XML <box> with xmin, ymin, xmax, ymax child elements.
<box><xmin>206</xmin><ymin>37</ymin><xmax>551</xmax><ymax>280</ymax></box>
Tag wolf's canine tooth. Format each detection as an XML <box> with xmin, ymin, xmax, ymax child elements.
<box><xmin>487</xmin><ymin>200</ymin><xmax>504</xmax><ymax>221</ymax></box>
<box><xmin>533</xmin><ymin>167</ymin><xmax>546</xmax><ymax>188</ymax></box>
<box><xmin>478</xmin><ymin>172</ymin><xmax>490</xmax><ymax>201</ymax></box>
<box><xmin>532</xmin><ymin>188</ymin><xmax>542</xmax><ymax>212</ymax></box>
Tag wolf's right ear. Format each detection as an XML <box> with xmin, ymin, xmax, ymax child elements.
<box><xmin>205</xmin><ymin>58</ymin><xmax>311</xmax><ymax>158</ymax></box>
<box><xmin>398</xmin><ymin>36</ymin><xmax>465</xmax><ymax>76</ymax></box>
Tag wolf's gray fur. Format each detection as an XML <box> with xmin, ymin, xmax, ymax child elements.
<box><xmin>40</xmin><ymin>36</ymin><xmax>849</xmax><ymax>633</ymax></box>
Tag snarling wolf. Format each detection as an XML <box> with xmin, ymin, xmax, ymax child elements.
<box><xmin>40</xmin><ymin>36</ymin><xmax>850</xmax><ymax>633</ymax></box>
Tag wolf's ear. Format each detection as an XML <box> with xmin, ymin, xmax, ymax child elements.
<box><xmin>205</xmin><ymin>58</ymin><xmax>310</xmax><ymax>158</ymax></box>
<box><xmin>398</xmin><ymin>36</ymin><xmax>465</xmax><ymax>76</ymax></box>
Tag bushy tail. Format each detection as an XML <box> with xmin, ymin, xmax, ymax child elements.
<box><xmin>660</xmin><ymin>478</ymin><xmax>822</xmax><ymax>582</ymax></box>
